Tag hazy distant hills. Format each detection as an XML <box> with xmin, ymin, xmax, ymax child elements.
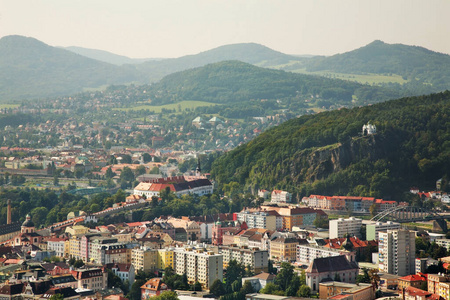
<box><xmin>2</xmin><ymin>35</ymin><xmax>450</xmax><ymax>102</ymax></box>
<box><xmin>0</xmin><ymin>35</ymin><xmax>139</xmax><ymax>100</ymax></box>
<box><xmin>62</xmin><ymin>46</ymin><xmax>160</xmax><ymax>65</ymax></box>
<box><xmin>135</xmin><ymin>42</ymin><xmax>301</xmax><ymax>82</ymax></box>
<box><xmin>0</xmin><ymin>36</ymin><xmax>303</xmax><ymax>101</ymax></box>
<box><xmin>210</xmin><ymin>91</ymin><xmax>450</xmax><ymax>199</ymax></box>
<box><xmin>302</xmin><ymin>40</ymin><xmax>450</xmax><ymax>91</ymax></box>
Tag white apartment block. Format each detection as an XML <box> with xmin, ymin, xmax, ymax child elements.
<box><xmin>271</xmin><ymin>190</ymin><xmax>291</xmax><ymax>203</ymax></box>
<box><xmin>378</xmin><ymin>229</ymin><xmax>416</xmax><ymax>276</ymax></box>
<box><xmin>329</xmin><ymin>217</ymin><xmax>362</xmax><ymax>239</ymax></box>
<box><xmin>436</xmin><ymin>239</ymin><xmax>450</xmax><ymax>250</ymax></box>
<box><xmin>174</xmin><ymin>247</ymin><xmax>223</xmax><ymax>289</ymax></box>
<box><xmin>220</xmin><ymin>246</ymin><xmax>269</xmax><ymax>273</ymax></box>
<box><xmin>296</xmin><ymin>244</ymin><xmax>356</xmax><ymax>265</ymax></box>
<box><xmin>235</xmin><ymin>211</ymin><xmax>278</xmax><ymax>231</ymax></box>
<box><xmin>366</xmin><ymin>221</ymin><xmax>401</xmax><ymax>241</ymax></box>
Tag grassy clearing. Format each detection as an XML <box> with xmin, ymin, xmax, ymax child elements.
<box><xmin>114</xmin><ymin>100</ymin><xmax>219</xmax><ymax>113</ymax></box>
<box><xmin>292</xmin><ymin>68</ymin><xmax>408</xmax><ymax>85</ymax></box>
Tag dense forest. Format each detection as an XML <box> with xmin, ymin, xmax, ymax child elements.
<box><xmin>210</xmin><ymin>91</ymin><xmax>450</xmax><ymax>200</ymax></box>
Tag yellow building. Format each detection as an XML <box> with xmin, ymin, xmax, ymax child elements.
<box><xmin>157</xmin><ymin>249</ymin><xmax>174</xmax><ymax>269</ymax></box>
<box><xmin>269</xmin><ymin>237</ymin><xmax>298</xmax><ymax>262</ymax></box>
<box><xmin>68</xmin><ymin>236</ymin><xmax>81</xmax><ymax>260</ymax></box>
<box><xmin>439</xmin><ymin>282</ymin><xmax>450</xmax><ymax>300</ymax></box>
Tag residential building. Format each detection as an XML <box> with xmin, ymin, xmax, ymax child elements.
<box><xmin>47</xmin><ymin>238</ymin><xmax>67</xmax><ymax>258</ymax></box>
<box><xmin>132</xmin><ymin>248</ymin><xmax>158</xmax><ymax>272</ymax></box>
<box><xmin>141</xmin><ymin>278</ymin><xmax>168</xmax><ymax>299</ymax></box>
<box><xmin>329</xmin><ymin>217</ymin><xmax>362</xmax><ymax>239</ymax></box>
<box><xmin>261</xmin><ymin>206</ymin><xmax>327</xmax><ymax>231</ymax></box>
<box><xmin>271</xmin><ymin>190</ymin><xmax>291</xmax><ymax>203</ymax></box>
<box><xmin>403</xmin><ymin>286</ymin><xmax>440</xmax><ymax>300</ymax></box>
<box><xmin>427</xmin><ymin>273</ymin><xmax>450</xmax><ymax>295</ymax></box>
<box><xmin>398</xmin><ymin>274</ymin><xmax>427</xmax><ymax>291</ymax></box>
<box><xmin>241</xmin><ymin>273</ymin><xmax>275</xmax><ymax>292</ymax></box>
<box><xmin>319</xmin><ymin>281</ymin><xmax>374</xmax><ymax>300</ymax></box>
<box><xmin>173</xmin><ymin>247</ymin><xmax>223</xmax><ymax>289</ymax></box>
<box><xmin>378</xmin><ymin>229</ymin><xmax>416</xmax><ymax>276</ymax></box>
<box><xmin>70</xmin><ymin>268</ymin><xmax>107</xmax><ymax>292</ymax></box>
<box><xmin>106</xmin><ymin>263</ymin><xmax>135</xmax><ymax>288</ymax></box>
<box><xmin>269</xmin><ymin>237</ymin><xmax>298</xmax><ymax>262</ymax></box>
<box><xmin>220</xmin><ymin>245</ymin><xmax>269</xmax><ymax>273</ymax></box>
<box><xmin>157</xmin><ymin>249</ymin><xmax>174</xmax><ymax>270</ymax></box>
<box><xmin>366</xmin><ymin>221</ymin><xmax>401</xmax><ymax>241</ymax></box>
<box><xmin>306</xmin><ymin>255</ymin><xmax>359</xmax><ymax>293</ymax></box>
<box><xmin>296</xmin><ymin>244</ymin><xmax>356</xmax><ymax>266</ymax></box>
<box><xmin>234</xmin><ymin>210</ymin><xmax>279</xmax><ymax>231</ymax></box>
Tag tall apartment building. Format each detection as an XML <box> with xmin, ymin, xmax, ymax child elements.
<box><xmin>174</xmin><ymin>247</ymin><xmax>223</xmax><ymax>289</ymax></box>
<box><xmin>131</xmin><ymin>247</ymin><xmax>158</xmax><ymax>272</ymax></box>
<box><xmin>378</xmin><ymin>229</ymin><xmax>416</xmax><ymax>276</ymax></box>
<box><xmin>157</xmin><ymin>248</ymin><xmax>174</xmax><ymax>270</ymax></box>
<box><xmin>220</xmin><ymin>246</ymin><xmax>269</xmax><ymax>273</ymax></box>
<box><xmin>366</xmin><ymin>221</ymin><xmax>401</xmax><ymax>241</ymax></box>
<box><xmin>329</xmin><ymin>217</ymin><xmax>362</xmax><ymax>239</ymax></box>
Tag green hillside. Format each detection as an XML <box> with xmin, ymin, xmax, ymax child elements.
<box><xmin>210</xmin><ymin>91</ymin><xmax>450</xmax><ymax>200</ymax></box>
<box><xmin>301</xmin><ymin>40</ymin><xmax>450</xmax><ymax>92</ymax></box>
<box><xmin>146</xmin><ymin>60</ymin><xmax>401</xmax><ymax>106</ymax></box>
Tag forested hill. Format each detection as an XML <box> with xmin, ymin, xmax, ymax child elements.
<box><xmin>304</xmin><ymin>40</ymin><xmax>450</xmax><ymax>91</ymax></box>
<box><xmin>147</xmin><ymin>60</ymin><xmax>401</xmax><ymax>106</ymax></box>
<box><xmin>210</xmin><ymin>91</ymin><xmax>450</xmax><ymax>200</ymax></box>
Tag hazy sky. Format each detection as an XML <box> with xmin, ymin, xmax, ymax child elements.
<box><xmin>1</xmin><ymin>0</ymin><xmax>449</xmax><ymax>58</ymax></box>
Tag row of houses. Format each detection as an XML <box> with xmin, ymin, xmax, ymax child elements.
<box><xmin>302</xmin><ymin>194</ymin><xmax>400</xmax><ymax>212</ymax></box>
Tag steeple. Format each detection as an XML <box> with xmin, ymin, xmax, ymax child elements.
<box><xmin>195</xmin><ymin>157</ymin><xmax>201</xmax><ymax>177</ymax></box>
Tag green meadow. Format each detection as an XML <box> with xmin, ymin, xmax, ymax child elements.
<box><xmin>114</xmin><ymin>100</ymin><xmax>219</xmax><ymax>113</ymax></box>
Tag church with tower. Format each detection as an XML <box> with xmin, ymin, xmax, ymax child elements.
<box><xmin>13</xmin><ymin>214</ymin><xmax>43</xmax><ymax>246</ymax></box>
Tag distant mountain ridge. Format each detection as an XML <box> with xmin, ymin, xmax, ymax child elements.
<box><xmin>62</xmin><ymin>46</ymin><xmax>160</xmax><ymax>65</ymax></box>
<box><xmin>303</xmin><ymin>40</ymin><xmax>450</xmax><ymax>91</ymax></box>
<box><xmin>1</xmin><ymin>35</ymin><xmax>450</xmax><ymax>101</ymax></box>
<box><xmin>135</xmin><ymin>42</ymin><xmax>301</xmax><ymax>82</ymax></box>
<box><xmin>0</xmin><ymin>35</ymin><xmax>139</xmax><ymax>100</ymax></box>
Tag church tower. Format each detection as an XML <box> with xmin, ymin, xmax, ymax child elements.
<box><xmin>195</xmin><ymin>157</ymin><xmax>201</xmax><ymax>177</ymax></box>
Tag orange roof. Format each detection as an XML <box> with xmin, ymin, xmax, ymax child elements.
<box><xmin>399</xmin><ymin>274</ymin><xmax>426</xmax><ymax>282</ymax></box>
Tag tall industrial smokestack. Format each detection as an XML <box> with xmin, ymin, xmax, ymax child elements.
<box><xmin>7</xmin><ymin>199</ymin><xmax>11</xmax><ymax>224</ymax></box>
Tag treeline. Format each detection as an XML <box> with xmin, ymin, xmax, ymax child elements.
<box><xmin>210</xmin><ymin>91</ymin><xmax>450</xmax><ymax>200</ymax></box>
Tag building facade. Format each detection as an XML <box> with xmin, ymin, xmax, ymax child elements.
<box><xmin>378</xmin><ymin>229</ymin><xmax>416</xmax><ymax>276</ymax></box>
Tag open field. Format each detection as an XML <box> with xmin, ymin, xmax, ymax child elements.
<box><xmin>293</xmin><ymin>68</ymin><xmax>408</xmax><ymax>85</ymax></box>
<box><xmin>114</xmin><ymin>100</ymin><xmax>219</xmax><ymax>113</ymax></box>
<box><xmin>0</xmin><ymin>104</ymin><xmax>20</xmax><ymax>109</ymax></box>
